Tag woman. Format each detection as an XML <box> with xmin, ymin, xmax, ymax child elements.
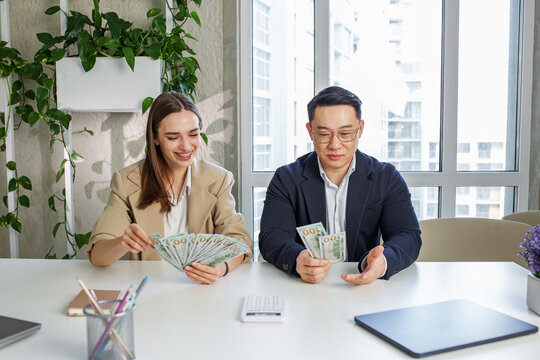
<box><xmin>87</xmin><ymin>91</ymin><xmax>253</xmax><ymax>284</ymax></box>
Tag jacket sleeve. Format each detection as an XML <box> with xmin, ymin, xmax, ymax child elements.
<box><xmin>86</xmin><ymin>170</ymin><xmax>133</xmax><ymax>259</ymax></box>
<box><xmin>211</xmin><ymin>171</ymin><xmax>254</xmax><ymax>263</ymax></box>
<box><xmin>359</xmin><ymin>166</ymin><xmax>422</xmax><ymax>279</ymax></box>
<box><xmin>259</xmin><ymin>169</ymin><xmax>305</xmax><ymax>275</ymax></box>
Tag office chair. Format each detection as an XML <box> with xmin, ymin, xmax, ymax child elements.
<box><xmin>418</xmin><ymin>218</ymin><xmax>532</xmax><ymax>268</ymax></box>
<box><xmin>501</xmin><ymin>210</ymin><xmax>540</xmax><ymax>227</ymax></box>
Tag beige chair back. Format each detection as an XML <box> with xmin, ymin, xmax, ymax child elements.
<box><xmin>418</xmin><ymin>218</ymin><xmax>531</xmax><ymax>268</ymax></box>
<box><xmin>502</xmin><ymin>210</ymin><xmax>540</xmax><ymax>227</ymax></box>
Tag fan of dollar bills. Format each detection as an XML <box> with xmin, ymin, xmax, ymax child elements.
<box><xmin>296</xmin><ymin>222</ymin><xmax>346</xmax><ymax>263</ymax></box>
<box><xmin>149</xmin><ymin>233</ymin><xmax>250</xmax><ymax>271</ymax></box>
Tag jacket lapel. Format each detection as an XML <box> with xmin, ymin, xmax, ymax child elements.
<box><xmin>187</xmin><ymin>160</ymin><xmax>216</xmax><ymax>233</ymax></box>
<box><xmin>346</xmin><ymin>151</ymin><xmax>373</xmax><ymax>258</ymax></box>
<box><xmin>300</xmin><ymin>153</ymin><xmax>326</xmax><ymax>225</ymax></box>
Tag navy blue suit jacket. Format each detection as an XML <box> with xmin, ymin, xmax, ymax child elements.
<box><xmin>259</xmin><ymin>150</ymin><xmax>421</xmax><ymax>280</ymax></box>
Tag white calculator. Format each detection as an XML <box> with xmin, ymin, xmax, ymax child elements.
<box><xmin>241</xmin><ymin>295</ymin><xmax>285</xmax><ymax>323</ymax></box>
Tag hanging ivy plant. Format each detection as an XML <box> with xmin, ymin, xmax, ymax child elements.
<box><xmin>1</xmin><ymin>0</ymin><xmax>203</xmax><ymax>259</ymax></box>
<box><xmin>0</xmin><ymin>42</ymin><xmax>32</xmax><ymax>234</ymax></box>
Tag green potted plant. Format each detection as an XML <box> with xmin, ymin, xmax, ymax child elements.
<box><xmin>39</xmin><ymin>0</ymin><xmax>201</xmax><ymax>112</ymax></box>
<box><xmin>519</xmin><ymin>224</ymin><xmax>540</xmax><ymax>315</ymax></box>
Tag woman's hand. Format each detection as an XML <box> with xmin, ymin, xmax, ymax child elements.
<box><xmin>118</xmin><ymin>223</ymin><xmax>153</xmax><ymax>253</ymax></box>
<box><xmin>184</xmin><ymin>262</ymin><xmax>227</xmax><ymax>285</ymax></box>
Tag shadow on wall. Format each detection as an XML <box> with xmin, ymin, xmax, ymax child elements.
<box><xmin>85</xmin><ymin>113</ymin><xmax>146</xmax><ymax>205</ymax></box>
<box><xmin>83</xmin><ymin>90</ymin><xmax>237</xmax><ymax>208</ymax></box>
<box><xmin>197</xmin><ymin>90</ymin><xmax>235</xmax><ymax>168</ymax></box>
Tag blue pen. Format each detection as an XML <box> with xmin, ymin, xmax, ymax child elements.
<box><xmin>94</xmin><ymin>276</ymin><xmax>149</xmax><ymax>359</ymax></box>
<box><xmin>134</xmin><ymin>276</ymin><xmax>149</xmax><ymax>299</ymax></box>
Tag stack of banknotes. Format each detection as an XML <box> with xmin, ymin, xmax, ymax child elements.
<box><xmin>149</xmin><ymin>233</ymin><xmax>250</xmax><ymax>271</ymax></box>
<box><xmin>296</xmin><ymin>222</ymin><xmax>346</xmax><ymax>263</ymax></box>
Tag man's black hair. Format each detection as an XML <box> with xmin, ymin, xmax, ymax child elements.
<box><xmin>307</xmin><ymin>86</ymin><xmax>362</xmax><ymax>122</ymax></box>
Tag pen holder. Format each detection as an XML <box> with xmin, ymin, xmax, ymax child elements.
<box><xmin>83</xmin><ymin>300</ymin><xmax>136</xmax><ymax>360</ymax></box>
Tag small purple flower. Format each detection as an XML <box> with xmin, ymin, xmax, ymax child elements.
<box><xmin>519</xmin><ymin>225</ymin><xmax>540</xmax><ymax>278</ymax></box>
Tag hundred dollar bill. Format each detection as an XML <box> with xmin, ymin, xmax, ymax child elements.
<box><xmin>296</xmin><ymin>222</ymin><xmax>326</xmax><ymax>258</ymax></box>
<box><xmin>319</xmin><ymin>232</ymin><xmax>345</xmax><ymax>263</ymax></box>
<box><xmin>149</xmin><ymin>233</ymin><xmax>181</xmax><ymax>270</ymax></box>
<box><xmin>163</xmin><ymin>233</ymin><xmax>188</xmax><ymax>265</ymax></box>
<box><xmin>185</xmin><ymin>233</ymin><xmax>197</xmax><ymax>264</ymax></box>
<box><xmin>200</xmin><ymin>239</ymin><xmax>250</xmax><ymax>267</ymax></box>
<box><xmin>190</xmin><ymin>233</ymin><xmax>215</xmax><ymax>260</ymax></box>
<box><xmin>194</xmin><ymin>237</ymin><xmax>236</xmax><ymax>265</ymax></box>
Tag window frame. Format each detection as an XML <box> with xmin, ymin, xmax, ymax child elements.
<box><xmin>238</xmin><ymin>0</ymin><xmax>534</xmax><ymax>252</ymax></box>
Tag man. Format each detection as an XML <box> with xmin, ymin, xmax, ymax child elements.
<box><xmin>259</xmin><ymin>86</ymin><xmax>421</xmax><ymax>285</ymax></box>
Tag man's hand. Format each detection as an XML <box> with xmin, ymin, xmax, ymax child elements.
<box><xmin>296</xmin><ymin>249</ymin><xmax>331</xmax><ymax>284</ymax></box>
<box><xmin>341</xmin><ymin>245</ymin><xmax>386</xmax><ymax>285</ymax></box>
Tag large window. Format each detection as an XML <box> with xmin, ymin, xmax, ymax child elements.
<box><xmin>240</xmin><ymin>0</ymin><xmax>533</xmax><ymax>257</ymax></box>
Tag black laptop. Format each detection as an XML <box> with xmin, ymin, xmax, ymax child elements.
<box><xmin>354</xmin><ymin>299</ymin><xmax>538</xmax><ymax>358</ymax></box>
<box><xmin>0</xmin><ymin>315</ymin><xmax>41</xmax><ymax>348</ymax></box>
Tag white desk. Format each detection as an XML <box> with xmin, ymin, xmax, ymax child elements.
<box><xmin>0</xmin><ymin>259</ymin><xmax>538</xmax><ymax>359</ymax></box>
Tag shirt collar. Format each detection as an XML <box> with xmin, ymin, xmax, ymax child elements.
<box><xmin>168</xmin><ymin>165</ymin><xmax>192</xmax><ymax>203</ymax></box>
<box><xmin>317</xmin><ymin>152</ymin><xmax>356</xmax><ymax>186</ymax></box>
<box><xmin>183</xmin><ymin>165</ymin><xmax>192</xmax><ymax>197</ymax></box>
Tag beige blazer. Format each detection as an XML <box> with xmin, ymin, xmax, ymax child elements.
<box><xmin>87</xmin><ymin>160</ymin><xmax>253</xmax><ymax>262</ymax></box>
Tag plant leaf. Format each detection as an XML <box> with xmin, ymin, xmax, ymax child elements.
<box><xmin>190</xmin><ymin>11</ymin><xmax>201</xmax><ymax>27</ymax></box>
<box><xmin>49</xmin><ymin>123</ymin><xmax>60</xmax><ymax>135</ymax></box>
<box><xmin>53</xmin><ymin>222</ymin><xmax>62</xmax><ymax>237</ymax></box>
<box><xmin>23</xmin><ymin>62</ymin><xmax>43</xmax><ymax>79</ymax></box>
<box><xmin>42</xmin><ymin>76</ymin><xmax>54</xmax><ymax>90</ymax></box>
<box><xmin>103</xmin><ymin>12</ymin><xmax>124</xmax><ymax>39</ymax></box>
<box><xmin>51</xmin><ymin>48</ymin><xmax>66</xmax><ymax>61</ymax></box>
<box><xmin>6</xmin><ymin>161</ymin><xmax>16</xmax><ymax>171</ymax></box>
<box><xmin>36</xmin><ymin>87</ymin><xmax>49</xmax><ymax>113</ymax></box>
<box><xmin>200</xmin><ymin>132</ymin><xmax>208</xmax><ymax>145</ymax></box>
<box><xmin>145</xmin><ymin>43</ymin><xmax>161</xmax><ymax>60</ymax></box>
<box><xmin>92</xmin><ymin>0</ymin><xmax>102</xmax><ymax>31</ymax></box>
<box><xmin>24</xmin><ymin>90</ymin><xmax>35</xmax><ymax>100</ymax></box>
<box><xmin>146</xmin><ymin>8</ymin><xmax>162</xmax><ymax>18</ymax></box>
<box><xmin>142</xmin><ymin>97</ymin><xmax>154</xmax><ymax>114</ymax></box>
<box><xmin>75</xmin><ymin>232</ymin><xmax>91</xmax><ymax>249</ymax></box>
<box><xmin>71</xmin><ymin>150</ymin><xmax>85</xmax><ymax>162</ymax></box>
<box><xmin>12</xmin><ymin>80</ymin><xmax>23</xmax><ymax>92</ymax></box>
<box><xmin>81</xmin><ymin>54</ymin><xmax>97</xmax><ymax>72</ymax></box>
<box><xmin>19</xmin><ymin>176</ymin><xmax>32</xmax><ymax>190</ymax></box>
<box><xmin>2</xmin><ymin>196</ymin><xmax>7</xmax><ymax>208</ymax></box>
<box><xmin>96</xmin><ymin>36</ymin><xmax>112</xmax><ymax>47</ymax></box>
<box><xmin>8</xmin><ymin>178</ymin><xmax>18</xmax><ymax>192</ymax></box>
<box><xmin>18</xmin><ymin>195</ymin><xmax>30</xmax><ymax>208</ymax></box>
<box><xmin>11</xmin><ymin>217</ymin><xmax>22</xmax><ymax>233</ymax></box>
<box><xmin>48</xmin><ymin>195</ymin><xmax>56</xmax><ymax>212</ymax></box>
<box><xmin>45</xmin><ymin>246</ymin><xmax>57</xmax><ymax>259</ymax></box>
<box><xmin>122</xmin><ymin>47</ymin><xmax>135</xmax><ymax>71</ymax></box>
<box><xmin>54</xmin><ymin>110</ymin><xmax>71</xmax><ymax>129</ymax></box>
<box><xmin>56</xmin><ymin>159</ymin><xmax>67</xmax><ymax>183</ymax></box>
<box><xmin>37</xmin><ymin>32</ymin><xmax>53</xmax><ymax>44</ymax></box>
<box><xmin>28</xmin><ymin>112</ymin><xmax>40</xmax><ymax>127</ymax></box>
<box><xmin>45</xmin><ymin>6</ymin><xmax>61</xmax><ymax>15</ymax></box>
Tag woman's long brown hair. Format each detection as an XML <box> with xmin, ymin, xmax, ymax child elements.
<box><xmin>138</xmin><ymin>92</ymin><xmax>202</xmax><ymax>213</ymax></box>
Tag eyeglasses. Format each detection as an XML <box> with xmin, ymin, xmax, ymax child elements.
<box><xmin>310</xmin><ymin>126</ymin><xmax>360</xmax><ymax>144</ymax></box>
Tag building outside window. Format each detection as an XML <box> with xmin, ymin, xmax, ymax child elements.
<box><xmin>240</xmin><ymin>0</ymin><xmax>533</xmax><ymax>256</ymax></box>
